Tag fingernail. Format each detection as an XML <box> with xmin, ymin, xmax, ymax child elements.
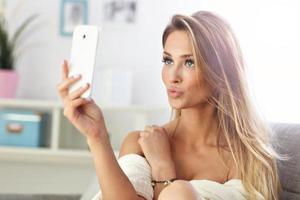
<box><xmin>86</xmin><ymin>97</ymin><xmax>92</xmax><ymax>101</ymax></box>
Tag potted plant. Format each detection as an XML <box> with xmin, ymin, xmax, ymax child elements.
<box><xmin>0</xmin><ymin>14</ymin><xmax>37</xmax><ymax>98</ymax></box>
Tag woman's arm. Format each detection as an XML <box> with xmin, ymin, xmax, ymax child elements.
<box><xmin>118</xmin><ymin>131</ymin><xmax>148</xmax><ymax>200</ymax></box>
<box><xmin>87</xmin><ymin>133</ymin><xmax>145</xmax><ymax>200</ymax></box>
<box><xmin>57</xmin><ymin>60</ymin><xmax>143</xmax><ymax>200</ymax></box>
<box><xmin>119</xmin><ymin>130</ymin><xmax>177</xmax><ymax>200</ymax></box>
<box><xmin>64</xmin><ymin>114</ymin><xmax>145</xmax><ymax>200</ymax></box>
<box><xmin>138</xmin><ymin>125</ymin><xmax>177</xmax><ymax>200</ymax></box>
<box><xmin>152</xmin><ymin>164</ymin><xmax>177</xmax><ymax>200</ymax></box>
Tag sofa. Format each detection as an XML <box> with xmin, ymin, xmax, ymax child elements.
<box><xmin>271</xmin><ymin>123</ymin><xmax>300</xmax><ymax>200</ymax></box>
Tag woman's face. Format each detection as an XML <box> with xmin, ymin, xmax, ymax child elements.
<box><xmin>162</xmin><ymin>30</ymin><xmax>211</xmax><ymax>109</ymax></box>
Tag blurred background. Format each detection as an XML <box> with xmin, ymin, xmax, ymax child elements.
<box><xmin>0</xmin><ymin>0</ymin><xmax>299</xmax><ymax>199</ymax></box>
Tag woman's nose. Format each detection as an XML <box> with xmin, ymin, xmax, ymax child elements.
<box><xmin>169</xmin><ymin>64</ymin><xmax>182</xmax><ymax>84</ymax></box>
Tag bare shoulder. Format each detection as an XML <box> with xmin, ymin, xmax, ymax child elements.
<box><xmin>118</xmin><ymin>120</ymin><xmax>178</xmax><ymax>158</ymax></box>
<box><xmin>118</xmin><ymin>130</ymin><xmax>144</xmax><ymax>158</ymax></box>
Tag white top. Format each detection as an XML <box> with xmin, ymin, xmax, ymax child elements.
<box><xmin>91</xmin><ymin>154</ymin><xmax>264</xmax><ymax>200</ymax></box>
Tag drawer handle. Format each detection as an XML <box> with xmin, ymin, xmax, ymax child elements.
<box><xmin>6</xmin><ymin>123</ymin><xmax>24</xmax><ymax>134</ymax></box>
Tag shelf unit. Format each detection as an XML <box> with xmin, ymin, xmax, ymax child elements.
<box><xmin>0</xmin><ymin>98</ymin><xmax>169</xmax><ymax>163</ymax></box>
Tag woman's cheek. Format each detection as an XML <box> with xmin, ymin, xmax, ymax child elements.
<box><xmin>161</xmin><ymin>66</ymin><xmax>168</xmax><ymax>85</ymax></box>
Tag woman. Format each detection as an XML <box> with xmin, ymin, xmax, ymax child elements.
<box><xmin>57</xmin><ymin>11</ymin><xmax>281</xmax><ymax>200</ymax></box>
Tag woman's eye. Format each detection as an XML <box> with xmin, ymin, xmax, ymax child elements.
<box><xmin>162</xmin><ymin>57</ymin><xmax>173</xmax><ymax>65</ymax></box>
<box><xmin>185</xmin><ymin>59</ymin><xmax>195</xmax><ymax>68</ymax></box>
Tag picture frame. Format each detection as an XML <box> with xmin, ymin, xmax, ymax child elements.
<box><xmin>103</xmin><ymin>0</ymin><xmax>137</xmax><ymax>24</ymax></box>
<box><xmin>60</xmin><ymin>0</ymin><xmax>88</xmax><ymax>36</ymax></box>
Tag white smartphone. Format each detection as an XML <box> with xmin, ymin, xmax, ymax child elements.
<box><xmin>68</xmin><ymin>25</ymin><xmax>100</xmax><ymax>99</ymax></box>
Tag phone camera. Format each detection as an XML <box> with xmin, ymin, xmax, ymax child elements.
<box><xmin>83</xmin><ymin>34</ymin><xmax>86</xmax><ymax>39</ymax></box>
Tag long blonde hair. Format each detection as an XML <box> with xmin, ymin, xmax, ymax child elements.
<box><xmin>162</xmin><ymin>11</ymin><xmax>281</xmax><ymax>200</ymax></box>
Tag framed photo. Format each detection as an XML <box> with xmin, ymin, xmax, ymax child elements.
<box><xmin>60</xmin><ymin>0</ymin><xmax>88</xmax><ymax>36</ymax></box>
<box><xmin>103</xmin><ymin>0</ymin><xmax>137</xmax><ymax>24</ymax></box>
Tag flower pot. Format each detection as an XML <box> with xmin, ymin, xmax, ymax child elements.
<box><xmin>0</xmin><ymin>69</ymin><xmax>19</xmax><ymax>98</ymax></box>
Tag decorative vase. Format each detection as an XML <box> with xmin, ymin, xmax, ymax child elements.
<box><xmin>0</xmin><ymin>69</ymin><xmax>19</xmax><ymax>98</ymax></box>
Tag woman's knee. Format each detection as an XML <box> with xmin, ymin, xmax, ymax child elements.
<box><xmin>158</xmin><ymin>180</ymin><xmax>200</xmax><ymax>200</ymax></box>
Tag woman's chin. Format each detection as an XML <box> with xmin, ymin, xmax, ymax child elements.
<box><xmin>168</xmin><ymin>101</ymin><xmax>185</xmax><ymax>110</ymax></box>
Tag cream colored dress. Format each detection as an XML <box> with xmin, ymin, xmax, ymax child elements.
<box><xmin>91</xmin><ymin>154</ymin><xmax>264</xmax><ymax>200</ymax></box>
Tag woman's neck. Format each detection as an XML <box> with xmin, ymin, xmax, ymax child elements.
<box><xmin>174</xmin><ymin>101</ymin><xmax>219</xmax><ymax>148</ymax></box>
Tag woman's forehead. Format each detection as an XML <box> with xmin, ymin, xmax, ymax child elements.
<box><xmin>164</xmin><ymin>31</ymin><xmax>194</xmax><ymax>57</ymax></box>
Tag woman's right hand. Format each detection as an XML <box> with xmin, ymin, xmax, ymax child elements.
<box><xmin>57</xmin><ymin>60</ymin><xmax>108</xmax><ymax>141</ymax></box>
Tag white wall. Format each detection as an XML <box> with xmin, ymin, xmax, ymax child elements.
<box><xmin>5</xmin><ymin>0</ymin><xmax>299</xmax><ymax>121</ymax></box>
<box><xmin>5</xmin><ymin>0</ymin><xmax>202</xmax><ymax>107</ymax></box>
<box><xmin>200</xmin><ymin>0</ymin><xmax>300</xmax><ymax>123</ymax></box>
<box><xmin>2</xmin><ymin>0</ymin><xmax>299</xmax><ymax>195</ymax></box>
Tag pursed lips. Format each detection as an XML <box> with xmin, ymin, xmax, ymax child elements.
<box><xmin>167</xmin><ymin>87</ymin><xmax>183</xmax><ymax>98</ymax></box>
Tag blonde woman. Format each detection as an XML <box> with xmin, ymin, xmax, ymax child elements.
<box><xmin>57</xmin><ymin>11</ymin><xmax>281</xmax><ymax>200</ymax></box>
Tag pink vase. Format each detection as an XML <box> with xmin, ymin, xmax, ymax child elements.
<box><xmin>0</xmin><ymin>69</ymin><xmax>19</xmax><ymax>98</ymax></box>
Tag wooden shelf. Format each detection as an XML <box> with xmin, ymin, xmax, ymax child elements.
<box><xmin>0</xmin><ymin>146</ymin><xmax>90</xmax><ymax>163</ymax></box>
<box><xmin>0</xmin><ymin>98</ymin><xmax>166</xmax><ymax>162</ymax></box>
<box><xmin>0</xmin><ymin>146</ymin><xmax>120</xmax><ymax>164</ymax></box>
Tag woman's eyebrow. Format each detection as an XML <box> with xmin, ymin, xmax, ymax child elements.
<box><xmin>163</xmin><ymin>51</ymin><xmax>193</xmax><ymax>58</ymax></box>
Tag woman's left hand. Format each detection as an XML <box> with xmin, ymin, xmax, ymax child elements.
<box><xmin>138</xmin><ymin>125</ymin><xmax>176</xmax><ymax>179</ymax></box>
